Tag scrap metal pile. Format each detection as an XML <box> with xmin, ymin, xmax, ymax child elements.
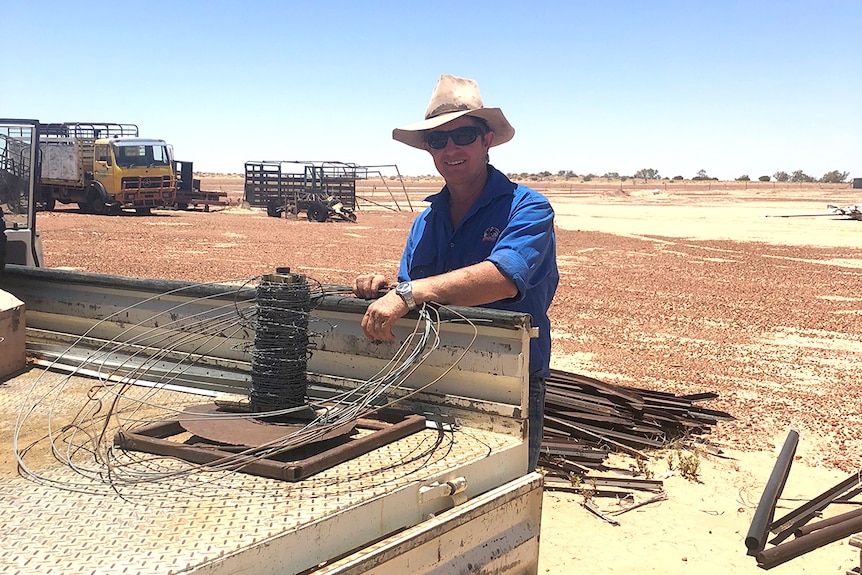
<box><xmin>745</xmin><ymin>430</ymin><xmax>862</xmax><ymax>570</ymax></box>
<box><xmin>828</xmin><ymin>203</ymin><xmax>862</xmax><ymax>220</ymax></box>
<box><xmin>538</xmin><ymin>369</ymin><xmax>734</xmax><ymax>473</ymax></box>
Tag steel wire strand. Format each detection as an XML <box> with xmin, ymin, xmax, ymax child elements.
<box><xmin>54</xmin><ymin>302</ymin><xmax>438</xmax><ymax>486</ymax></box>
<box><xmin>15</xmin><ymin>280</ymin><xmax>256</xmax><ymax>432</ymax></box>
<box><xmin>20</xmin><ymin>296</ymin><xmax>260</xmax><ymax>483</ymax></box>
<box><xmin>15</xmin><ymin>282</ymin><xmax>480</xmax><ymax>496</ymax></box>
<box><xmin>124</xmin><ymin>304</ymin><xmax>459</xmax><ymax>485</ymax></box>
<box><xmin>163</xmin><ymin>306</ymin><xmax>442</xmax><ymax>473</ymax></box>
<box><xmin>14</xmin><ymin>280</ymin><xmax>262</xmax><ymax>488</ymax></box>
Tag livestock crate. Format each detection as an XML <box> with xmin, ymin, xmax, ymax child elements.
<box><xmin>244</xmin><ymin>161</ymin><xmax>358</xmax><ymax>217</ymax></box>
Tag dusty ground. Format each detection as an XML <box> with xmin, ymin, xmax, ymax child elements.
<box><xmin>28</xmin><ymin>177</ymin><xmax>862</xmax><ymax>574</ymax></box>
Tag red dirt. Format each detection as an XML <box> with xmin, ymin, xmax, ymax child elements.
<box><xmin>32</xmin><ymin>188</ymin><xmax>862</xmax><ymax>471</ymax></box>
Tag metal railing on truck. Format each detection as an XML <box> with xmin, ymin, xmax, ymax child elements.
<box><xmin>40</xmin><ymin>122</ymin><xmax>139</xmax><ymax>139</ymax></box>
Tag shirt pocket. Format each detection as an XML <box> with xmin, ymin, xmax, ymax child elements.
<box><xmin>408</xmin><ymin>236</ymin><xmax>442</xmax><ymax>279</ymax></box>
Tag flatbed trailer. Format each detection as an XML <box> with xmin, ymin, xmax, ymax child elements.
<box><xmin>173</xmin><ymin>160</ymin><xmax>228</xmax><ymax>211</ymax></box>
<box><xmin>244</xmin><ymin>160</ymin><xmax>358</xmax><ymax>220</ymax></box>
<box><xmin>0</xmin><ymin>265</ymin><xmax>542</xmax><ymax>574</ymax></box>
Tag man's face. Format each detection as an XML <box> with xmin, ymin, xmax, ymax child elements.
<box><xmin>424</xmin><ymin>116</ymin><xmax>495</xmax><ymax>189</ymax></box>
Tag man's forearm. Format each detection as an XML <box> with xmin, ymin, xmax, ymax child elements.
<box><xmin>410</xmin><ymin>261</ymin><xmax>517</xmax><ymax>307</ymax></box>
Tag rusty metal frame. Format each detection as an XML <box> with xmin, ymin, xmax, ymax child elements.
<box><xmin>757</xmin><ymin>514</ymin><xmax>862</xmax><ymax>570</ymax></box>
<box><xmin>768</xmin><ymin>471</ymin><xmax>862</xmax><ymax>536</ymax></box>
<box><xmin>115</xmin><ymin>410</ymin><xmax>427</xmax><ymax>482</ymax></box>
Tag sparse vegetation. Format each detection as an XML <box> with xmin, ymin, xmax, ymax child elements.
<box><xmin>631</xmin><ymin>456</ymin><xmax>655</xmax><ymax>479</ymax></box>
<box><xmin>677</xmin><ymin>450</ymin><xmax>701</xmax><ymax>481</ymax></box>
<box><xmin>662</xmin><ymin>441</ymin><xmax>701</xmax><ymax>481</ymax></box>
<box><xmin>634</xmin><ymin>168</ymin><xmax>660</xmax><ymax>181</ymax></box>
<box><xmin>791</xmin><ymin>170</ymin><xmax>816</xmax><ymax>183</ymax></box>
<box><xmin>819</xmin><ymin>170</ymin><xmax>849</xmax><ymax>183</ymax></box>
<box><xmin>692</xmin><ymin>169</ymin><xmax>718</xmax><ymax>181</ymax></box>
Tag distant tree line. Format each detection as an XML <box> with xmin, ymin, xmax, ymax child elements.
<box><xmin>504</xmin><ymin>168</ymin><xmax>851</xmax><ymax>183</ymax></box>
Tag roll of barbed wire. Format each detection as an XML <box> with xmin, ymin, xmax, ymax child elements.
<box><xmin>250</xmin><ymin>272</ymin><xmax>311</xmax><ymax>413</ymax></box>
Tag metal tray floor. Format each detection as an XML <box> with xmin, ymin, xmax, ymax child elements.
<box><xmin>2</xmin><ymin>369</ymin><xmax>517</xmax><ymax>574</ymax></box>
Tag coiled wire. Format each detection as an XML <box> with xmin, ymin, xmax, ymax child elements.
<box><xmin>250</xmin><ymin>275</ymin><xmax>310</xmax><ymax>411</ymax></box>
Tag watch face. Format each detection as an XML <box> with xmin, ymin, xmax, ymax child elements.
<box><xmin>396</xmin><ymin>282</ymin><xmax>415</xmax><ymax>309</ymax></box>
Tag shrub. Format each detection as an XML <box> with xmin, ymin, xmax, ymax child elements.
<box><xmin>820</xmin><ymin>170</ymin><xmax>849</xmax><ymax>183</ymax></box>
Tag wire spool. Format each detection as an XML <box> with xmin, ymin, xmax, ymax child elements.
<box><xmin>250</xmin><ymin>272</ymin><xmax>311</xmax><ymax>413</ymax></box>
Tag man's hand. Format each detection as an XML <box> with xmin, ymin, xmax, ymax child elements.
<box><xmin>360</xmin><ymin>291</ymin><xmax>409</xmax><ymax>341</ymax></box>
<box><xmin>353</xmin><ymin>273</ymin><xmax>389</xmax><ymax>299</ymax></box>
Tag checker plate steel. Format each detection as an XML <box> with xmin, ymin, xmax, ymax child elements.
<box><xmin>3</xmin><ymin>385</ymin><xmax>516</xmax><ymax>575</ymax></box>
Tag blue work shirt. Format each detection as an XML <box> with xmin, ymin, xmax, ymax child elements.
<box><xmin>398</xmin><ymin>165</ymin><xmax>559</xmax><ymax>378</ymax></box>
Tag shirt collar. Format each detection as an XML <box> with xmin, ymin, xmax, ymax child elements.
<box><xmin>424</xmin><ymin>165</ymin><xmax>515</xmax><ymax>211</ymax></box>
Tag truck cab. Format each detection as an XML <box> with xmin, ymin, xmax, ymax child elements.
<box><xmin>94</xmin><ymin>136</ymin><xmax>176</xmax><ymax>214</ymax></box>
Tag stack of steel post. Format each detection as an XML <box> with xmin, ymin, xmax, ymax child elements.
<box><xmin>539</xmin><ymin>369</ymin><xmax>734</xmax><ymax>470</ymax></box>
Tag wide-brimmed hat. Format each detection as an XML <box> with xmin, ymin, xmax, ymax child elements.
<box><xmin>392</xmin><ymin>75</ymin><xmax>515</xmax><ymax>150</ymax></box>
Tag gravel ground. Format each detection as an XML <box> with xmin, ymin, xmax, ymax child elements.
<box><xmin>32</xmin><ymin>192</ymin><xmax>862</xmax><ymax>471</ymax></box>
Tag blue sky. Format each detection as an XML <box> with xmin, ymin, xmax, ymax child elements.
<box><xmin>4</xmin><ymin>0</ymin><xmax>860</xmax><ymax>180</ymax></box>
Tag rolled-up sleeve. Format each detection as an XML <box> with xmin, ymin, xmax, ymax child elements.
<box><xmin>486</xmin><ymin>192</ymin><xmax>556</xmax><ymax>302</ymax></box>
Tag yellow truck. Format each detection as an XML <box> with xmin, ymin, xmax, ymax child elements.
<box><xmin>39</xmin><ymin>122</ymin><xmax>176</xmax><ymax>214</ymax></box>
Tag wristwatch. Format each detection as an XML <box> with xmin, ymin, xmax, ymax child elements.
<box><xmin>395</xmin><ymin>281</ymin><xmax>416</xmax><ymax>310</ymax></box>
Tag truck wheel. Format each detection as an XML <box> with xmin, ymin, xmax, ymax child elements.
<box><xmin>86</xmin><ymin>183</ymin><xmax>110</xmax><ymax>215</ymax></box>
<box><xmin>88</xmin><ymin>196</ymin><xmax>108</xmax><ymax>215</ymax></box>
<box><xmin>84</xmin><ymin>195</ymin><xmax>108</xmax><ymax>215</ymax></box>
<box><xmin>42</xmin><ymin>197</ymin><xmax>56</xmax><ymax>211</ymax></box>
<box><xmin>307</xmin><ymin>201</ymin><xmax>328</xmax><ymax>222</ymax></box>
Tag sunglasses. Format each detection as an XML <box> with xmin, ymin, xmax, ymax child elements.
<box><xmin>425</xmin><ymin>126</ymin><xmax>484</xmax><ymax>150</ymax></box>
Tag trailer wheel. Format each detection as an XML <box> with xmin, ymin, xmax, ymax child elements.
<box><xmin>136</xmin><ymin>207</ymin><xmax>152</xmax><ymax>216</ymax></box>
<box><xmin>176</xmin><ymin>202</ymin><xmax>188</xmax><ymax>211</ymax></box>
<box><xmin>266</xmin><ymin>200</ymin><xmax>283</xmax><ymax>218</ymax></box>
<box><xmin>42</xmin><ymin>196</ymin><xmax>56</xmax><ymax>211</ymax></box>
<box><xmin>307</xmin><ymin>201</ymin><xmax>329</xmax><ymax>223</ymax></box>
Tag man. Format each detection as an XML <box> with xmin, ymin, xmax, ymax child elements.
<box><xmin>353</xmin><ymin>74</ymin><xmax>559</xmax><ymax>471</ymax></box>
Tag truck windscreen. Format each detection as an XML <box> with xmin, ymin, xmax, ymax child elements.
<box><xmin>113</xmin><ymin>143</ymin><xmax>171</xmax><ymax>168</ymax></box>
